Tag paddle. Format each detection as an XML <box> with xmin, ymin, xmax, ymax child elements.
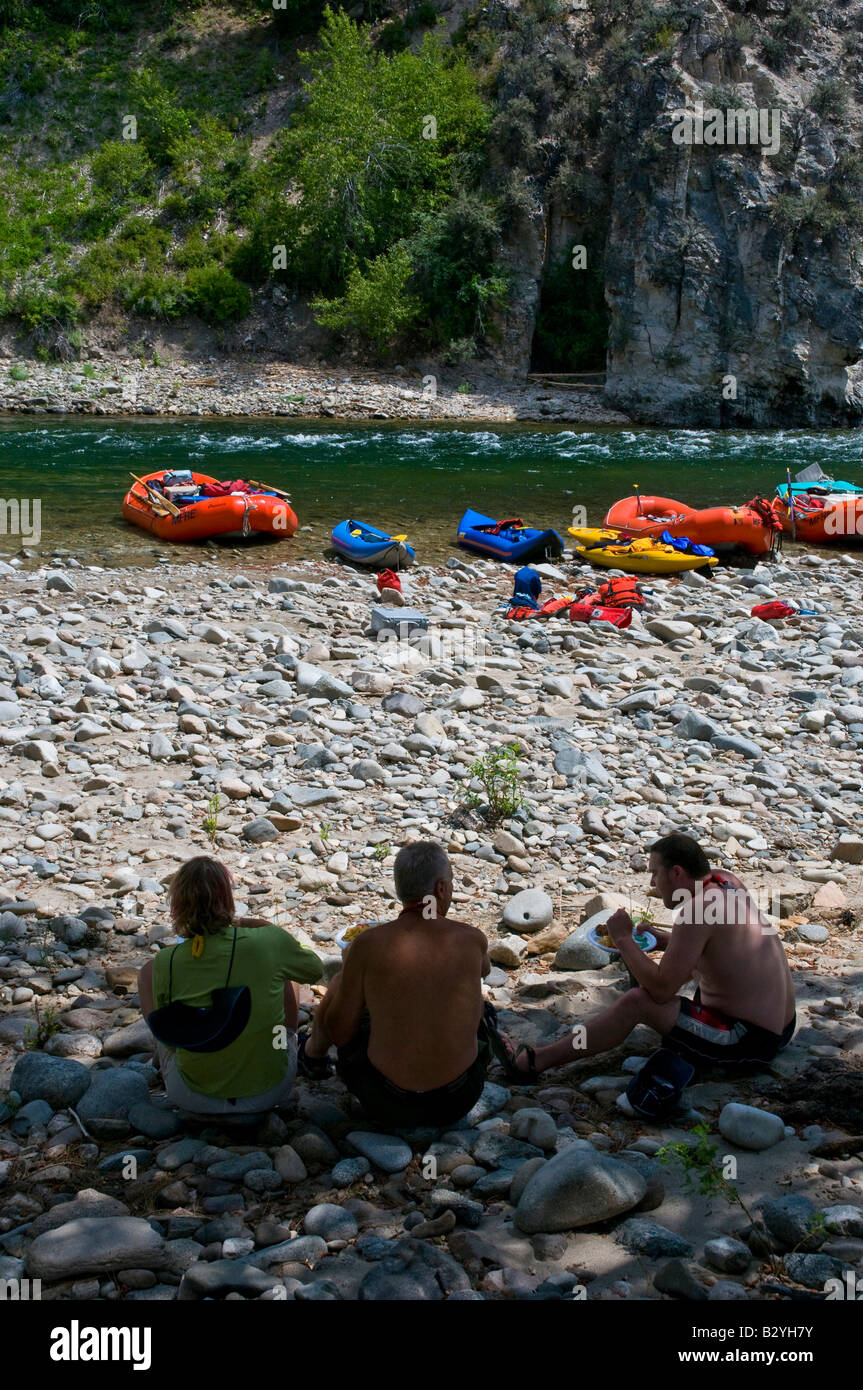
<box><xmin>786</xmin><ymin>467</ymin><xmax>796</xmax><ymax>541</ymax></box>
<box><xmin>130</xmin><ymin>473</ymin><xmax>181</xmax><ymax>518</ymax></box>
<box><xmin>247</xmin><ymin>478</ymin><xmax>291</xmax><ymax>500</ymax></box>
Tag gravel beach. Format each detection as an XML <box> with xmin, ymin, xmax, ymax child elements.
<box><xmin>0</xmin><ymin>359</ymin><xmax>629</xmax><ymax>426</ymax></box>
<box><xmin>1</xmin><ymin>540</ymin><xmax>862</xmax><ymax>1302</ymax></box>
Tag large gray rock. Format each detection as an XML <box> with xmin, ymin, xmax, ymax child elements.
<box><xmin>783</xmin><ymin>1252</ymin><xmax>849</xmax><ymax>1289</ymax></box>
<box><xmin>759</xmin><ymin>1195</ymin><xmax>825</xmax><ymax>1252</ymax></box>
<box><xmin>48</xmin><ymin>914</ymin><xmax>89</xmax><ymax>946</ymax></box>
<box><xmin>178</xmin><ymin>1260</ymin><xmax>278</xmax><ymax>1300</ymax></box>
<box><xmin>502</xmin><ymin>888</ymin><xmax>554</xmax><ymax>934</ymax></box>
<box><xmin>0</xmin><ymin>911</ymin><xmax>26</xmax><ymax>942</ymax></box>
<box><xmin>76</xmin><ymin>1067</ymin><xmax>150</xmax><ymax>1126</ymax></box>
<box><xmin>554</xmin><ymin>923</ymin><xmax>610</xmax><ymax>971</ymax></box>
<box><xmin>704</xmin><ymin>1236</ymin><xmax>752</xmax><ymax>1274</ymax></box>
<box><xmin>381</xmin><ymin>690</ymin><xmax>424</xmax><ymax>717</ymax></box>
<box><xmin>28</xmin><ymin>1189</ymin><xmax>129</xmax><ymax>1237</ymax></box>
<box><xmin>347</xmin><ymin>1131</ymin><xmax>412</xmax><ymax>1173</ymax></box>
<box><xmin>675</xmin><ymin>708</ymin><xmax>720</xmax><ymax>742</ymax></box>
<box><xmin>552</xmin><ymin>744</ymin><xmax>610</xmax><ymax>785</ymax></box>
<box><xmin>615</xmin><ymin>1218</ymin><xmax>694</xmax><ymax>1258</ymax></box>
<box><xmin>711</xmin><ymin>731</ymin><xmax>763</xmax><ymax>760</ymax></box>
<box><xmin>832</xmin><ymin>835</ymin><xmax>863</xmax><ymax>865</ymax></box>
<box><xmin>515</xmin><ymin>1145</ymin><xmax>646</xmax><ymax>1233</ymax></box>
<box><xmin>246</xmin><ymin>1236</ymin><xmax>328</xmax><ymax>1269</ymax></box>
<box><xmin>303</xmin><ymin>1204</ymin><xmax>359</xmax><ymax>1242</ymax></box>
<box><xmin>508</xmin><ymin>1108</ymin><xmax>558</xmax><ymax>1152</ymax></box>
<box><xmin>295</xmin><ymin>662</ymin><xmax>353</xmax><ymax>700</ymax></box>
<box><xmin>653</xmin><ymin>1258</ymin><xmax>709</xmax><ymax>1300</ymax></box>
<box><xmin>718</xmin><ymin>1102</ymin><xmax>785</xmax><ymax>1152</ymax></box>
<box><xmin>242</xmin><ymin>817</ymin><xmax>280</xmax><ymax>843</ymax></box>
<box><xmin>27</xmin><ymin>1217</ymin><xmax>168</xmax><ymax>1280</ymax></box>
<box><xmin>647</xmin><ymin>619</ymin><xmax>697</xmax><ymax>641</ymax></box>
<box><xmin>10</xmin><ymin>1053</ymin><xmax>91</xmax><ymax>1108</ymax></box>
<box><xmin>102</xmin><ymin>1018</ymin><xmax>155</xmax><ymax>1058</ymax></box>
<box><xmin>358</xmin><ymin>1241</ymin><xmax>468</xmax><ymax>1300</ymax></box>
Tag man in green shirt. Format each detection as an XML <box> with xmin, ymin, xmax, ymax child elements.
<box><xmin>138</xmin><ymin>857</ymin><xmax>323</xmax><ymax>1116</ymax></box>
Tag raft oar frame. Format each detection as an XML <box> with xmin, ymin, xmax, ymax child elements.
<box><xmin>247</xmin><ymin>478</ymin><xmax>292</xmax><ymax>501</ymax></box>
<box><xmin>129</xmin><ymin>472</ymin><xmax>181</xmax><ymax>518</ymax></box>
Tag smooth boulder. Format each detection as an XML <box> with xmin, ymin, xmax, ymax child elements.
<box><xmin>515</xmin><ymin>1145</ymin><xmax>646</xmax><ymax>1233</ymax></box>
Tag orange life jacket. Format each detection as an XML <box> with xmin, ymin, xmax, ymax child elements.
<box><xmin>595</xmin><ymin>577</ymin><xmax>645</xmax><ymax>609</ymax></box>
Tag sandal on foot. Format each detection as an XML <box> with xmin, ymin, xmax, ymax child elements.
<box><xmin>297</xmin><ymin>1031</ymin><xmax>334</xmax><ymax>1080</ymax></box>
<box><xmin>485</xmin><ymin>1021</ymin><xmax>540</xmax><ymax>1084</ymax></box>
<box><xmin>510</xmin><ymin>1043</ymin><xmax>540</xmax><ymax>1084</ymax></box>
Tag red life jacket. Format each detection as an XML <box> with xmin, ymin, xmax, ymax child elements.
<box><xmin>596</xmin><ymin>577</ymin><xmax>645</xmax><ymax>609</ymax></box>
<box><xmin>478</xmin><ymin>517</ymin><xmax>525</xmax><ymax>535</ymax></box>
<box><xmin>746</xmin><ymin>495</ymin><xmax>783</xmax><ymax>531</ymax></box>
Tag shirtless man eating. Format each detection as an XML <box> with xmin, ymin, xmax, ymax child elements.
<box><xmin>511</xmin><ymin>832</ymin><xmax>796</xmax><ymax>1078</ymax></box>
<box><xmin>303</xmin><ymin>841</ymin><xmax>495</xmax><ymax>1128</ymax></box>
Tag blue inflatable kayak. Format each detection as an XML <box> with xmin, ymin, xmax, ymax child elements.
<box><xmin>331</xmin><ymin>519</ymin><xmax>415</xmax><ymax>568</ymax></box>
<box><xmin>456</xmin><ymin>509</ymin><xmax>565</xmax><ymax>563</ymax></box>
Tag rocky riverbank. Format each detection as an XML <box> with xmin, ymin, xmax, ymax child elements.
<box><xmin>0</xmin><ymin>358</ymin><xmax>628</xmax><ymax>426</ymax></box>
<box><xmin>1</xmin><ymin>544</ymin><xmax>862</xmax><ymax>1302</ymax></box>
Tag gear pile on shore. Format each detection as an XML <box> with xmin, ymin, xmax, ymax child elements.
<box><xmin>1</xmin><ymin>544</ymin><xmax>862</xmax><ymax>1301</ymax></box>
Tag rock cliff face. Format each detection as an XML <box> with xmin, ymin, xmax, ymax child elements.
<box><xmin>488</xmin><ymin>0</ymin><xmax>863</xmax><ymax>426</ymax></box>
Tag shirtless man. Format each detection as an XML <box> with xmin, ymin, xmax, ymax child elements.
<box><xmin>511</xmin><ymin>832</ymin><xmax>796</xmax><ymax>1077</ymax></box>
<box><xmin>304</xmin><ymin>841</ymin><xmax>494</xmax><ymax>1128</ymax></box>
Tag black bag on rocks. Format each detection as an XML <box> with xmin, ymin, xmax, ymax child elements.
<box><xmin>625</xmin><ymin>1048</ymin><xmax>695</xmax><ymax>1119</ymax></box>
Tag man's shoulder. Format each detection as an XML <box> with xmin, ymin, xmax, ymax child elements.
<box><xmin>442</xmin><ymin>918</ymin><xmax>487</xmax><ymax>946</ymax></box>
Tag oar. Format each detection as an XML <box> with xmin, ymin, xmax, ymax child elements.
<box><xmin>130</xmin><ymin>473</ymin><xmax>181</xmax><ymax>517</ymax></box>
<box><xmin>786</xmin><ymin>467</ymin><xmax>796</xmax><ymax>541</ymax></box>
<box><xmin>247</xmin><ymin>478</ymin><xmax>291</xmax><ymax>500</ymax></box>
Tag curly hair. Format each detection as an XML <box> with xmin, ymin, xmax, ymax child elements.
<box><xmin>169</xmin><ymin>856</ymin><xmax>235</xmax><ymax>938</ymax></box>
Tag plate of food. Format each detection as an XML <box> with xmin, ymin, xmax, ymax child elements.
<box><xmin>335</xmin><ymin>921</ymin><xmax>382</xmax><ymax>951</ymax></box>
<box><xmin>583</xmin><ymin>908</ymin><xmax>656</xmax><ymax>955</ymax></box>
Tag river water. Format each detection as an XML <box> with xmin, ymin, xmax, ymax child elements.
<box><xmin>1</xmin><ymin>417</ymin><xmax>860</xmax><ymax>568</ymax></box>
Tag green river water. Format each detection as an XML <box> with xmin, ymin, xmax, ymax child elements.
<box><xmin>0</xmin><ymin>417</ymin><xmax>860</xmax><ymax>568</ymax></box>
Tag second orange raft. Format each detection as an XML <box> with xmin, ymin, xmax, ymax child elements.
<box><xmin>604</xmin><ymin>494</ymin><xmax>781</xmax><ymax>556</ymax></box>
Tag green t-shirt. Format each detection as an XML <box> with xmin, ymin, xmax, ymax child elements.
<box><xmin>152</xmin><ymin>924</ymin><xmax>322</xmax><ymax>1099</ymax></box>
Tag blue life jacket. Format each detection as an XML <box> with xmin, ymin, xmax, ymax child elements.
<box><xmin>513</xmin><ymin>566</ymin><xmax>542</xmax><ymax>604</ymax></box>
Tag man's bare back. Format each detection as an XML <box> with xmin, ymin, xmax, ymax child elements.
<box><xmin>693</xmin><ymin>883</ymin><xmax>795</xmax><ymax>1033</ymax></box>
<box><xmin>339</xmin><ymin>914</ymin><xmax>488</xmax><ymax>1090</ymax></box>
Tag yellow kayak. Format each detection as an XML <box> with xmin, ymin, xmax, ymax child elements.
<box><xmin>569</xmin><ymin>527</ymin><xmax>719</xmax><ymax>575</ymax></box>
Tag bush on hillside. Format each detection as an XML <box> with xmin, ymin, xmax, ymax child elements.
<box><xmin>91</xmin><ymin>141</ymin><xmax>157</xmax><ymax>198</ymax></box>
<box><xmin>186</xmin><ymin>264</ymin><xmax>252</xmax><ymax>322</ymax></box>
<box><xmin>312</xmin><ymin>242</ymin><xmax>420</xmax><ymax>348</ymax></box>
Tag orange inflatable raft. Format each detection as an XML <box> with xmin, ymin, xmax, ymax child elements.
<box><xmin>772</xmin><ymin>488</ymin><xmax>863</xmax><ymax>545</ymax></box>
<box><xmin>122</xmin><ymin>470</ymin><xmax>297</xmax><ymax>543</ymax></box>
<box><xmin>604</xmin><ymin>494</ymin><xmax>780</xmax><ymax>556</ymax></box>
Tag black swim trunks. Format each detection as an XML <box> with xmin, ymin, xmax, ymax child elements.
<box><xmin>336</xmin><ymin>1009</ymin><xmax>492</xmax><ymax>1130</ymax></box>
<box><xmin>663</xmin><ymin>988</ymin><xmax>795</xmax><ymax>1066</ymax></box>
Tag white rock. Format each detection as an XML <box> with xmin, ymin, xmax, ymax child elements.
<box><xmin>502</xmin><ymin>888</ymin><xmax>554</xmax><ymax>934</ymax></box>
<box><xmin>718</xmin><ymin>1102</ymin><xmax>785</xmax><ymax>1151</ymax></box>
